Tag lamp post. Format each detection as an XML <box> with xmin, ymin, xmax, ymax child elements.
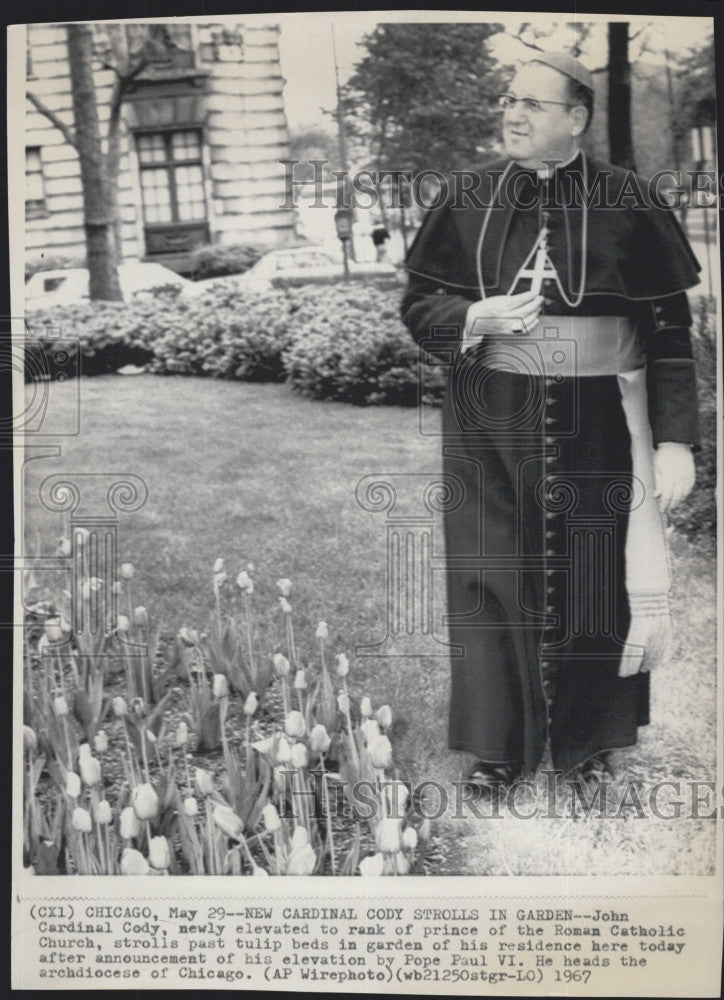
<box><xmin>334</xmin><ymin>207</ymin><xmax>352</xmax><ymax>280</ymax></box>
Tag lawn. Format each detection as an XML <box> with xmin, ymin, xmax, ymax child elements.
<box><xmin>22</xmin><ymin>374</ymin><xmax>717</xmax><ymax>875</ymax></box>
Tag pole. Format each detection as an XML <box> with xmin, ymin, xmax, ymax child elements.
<box><xmin>331</xmin><ymin>24</ymin><xmax>356</xmax><ymax>261</ymax></box>
<box><xmin>342</xmin><ymin>241</ymin><xmax>350</xmax><ymax>281</ymax></box>
<box><xmin>696</xmin><ymin>152</ymin><xmax>714</xmax><ymax>300</ymax></box>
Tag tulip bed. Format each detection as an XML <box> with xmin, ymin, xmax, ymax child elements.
<box><xmin>23</xmin><ymin>549</ymin><xmax>429</xmax><ymax>876</ymax></box>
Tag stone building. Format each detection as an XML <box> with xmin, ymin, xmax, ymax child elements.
<box><xmin>25</xmin><ymin>21</ymin><xmax>296</xmax><ymax>273</ymax></box>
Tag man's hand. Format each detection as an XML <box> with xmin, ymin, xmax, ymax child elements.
<box><xmin>461</xmin><ymin>291</ymin><xmax>544</xmax><ymax>353</ymax></box>
<box><xmin>653</xmin><ymin>441</ymin><xmax>696</xmax><ymax>512</ymax></box>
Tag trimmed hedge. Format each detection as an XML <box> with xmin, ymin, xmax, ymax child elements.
<box><xmin>283</xmin><ymin>284</ymin><xmax>446</xmax><ymax>405</ymax></box>
<box><xmin>183</xmin><ymin>242</ymin><xmax>266</xmax><ymax>280</ymax></box>
<box><xmin>142</xmin><ymin>282</ymin><xmax>294</xmax><ymax>382</ymax></box>
<box><xmin>25</xmin><ymin>279</ymin><xmax>444</xmax><ymax>403</ymax></box>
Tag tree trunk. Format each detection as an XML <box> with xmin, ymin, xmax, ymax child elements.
<box><xmin>607</xmin><ymin>22</ymin><xmax>636</xmax><ymax>171</ymax></box>
<box><xmin>106</xmin><ymin>106</ymin><xmax>124</xmax><ymax>262</ymax></box>
<box><xmin>66</xmin><ymin>23</ymin><xmax>122</xmax><ymax>300</ymax></box>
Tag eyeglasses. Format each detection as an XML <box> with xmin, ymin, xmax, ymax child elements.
<box><xmin>498</xmin><ymin>94</ymin><xmax>572</xmax><ymax>113</ymax></box>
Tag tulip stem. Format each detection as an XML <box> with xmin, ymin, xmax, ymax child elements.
<box><xmin>214</xmin><ymin>584</ymin><xmax>222</xmax><ymax>638</ymax></box>
<box><xmin>239</xmin><ymin>833</ymin><xmax>256</xmax><ymax>873</ymax></box>
<box><xmin>341</xmin><ymin>678</ymin><xmax>360</xmax><ymax>771</ymax></box>
<box><xmin>244</xmin><ymin>717</ymin><xmax>250</xmax><ymax>772</ymax></box>
<box><xmin>205</xmin><ymin>800</ymin><xmax>219</xmax><ymax>875</ymax></box>
<box><xmin>181</xmin><ymin>748</ymin><xmax>192</xmax><ymax>792</ymax></box>
<box><xmin>297</xmin><ymin>767</ymin><xmax>311</xmax><ymax>838</ymax></box>
<box><xmin>125</xmin><ymin>578</ymin><xmax>133</xmax><ymax>624</ymax></box>
<box><xmin>62</xmin><ymin>717</ymin><xmax>73</xmax><ymax>772</ymax></box>
<box><xmin>242</xmin><ymin>592</ymin><xmax>255</xmax><ymax>681</ymax></box>
<box><xmin>80</xmin><ymin>832</ymin><xmax>91</xmax><ymax>875</ymax></box>
<box><xmin>320</xmin><ymin>758</ymin><xmax>337</xmax><ymax>875</ymax></box>
<box><xmin>140</xmin><ymin>733</ymin><xmax>151</xmax><ymax>784</ymax></box>
<box><xmin>376</xmin><ymin>770</ymin><xmax>388</xmax><ymax>819</ymax></box>
<box><xmin>286</xmin><ymin>616</ymin><xmax>297</xmax><ymax>670</ymax></box>
<box><xmin>96</xmin><ymin>818</ymin><xmax>107</xmax><ymax>873</ymax></box>
<box><xmin>121</xmin><ymin>720</ymin><xmax>137</xmax><ymax>786</ymax></box>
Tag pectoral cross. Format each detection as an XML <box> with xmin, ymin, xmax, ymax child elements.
<box><xmin>513</xmin><ymin>222</ymin><xmax>560</xmax><ymax>295</ymax></box>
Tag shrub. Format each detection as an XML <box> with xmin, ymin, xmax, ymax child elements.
<box><xmin>667</xmin><ymin>295</ymin><xmax>717</xmax><ymax>543</ymax></box>
<box><xmin>283</xmin><ymin>283</ymin><xmax>447</xmax><ymax>405</ymax></box>
<box><xmin>25</xmin><ymin>300</ymin><xmax>158</xmax><ymax>377</ymax></box>
<box><xmin>138</xmin><ymin>284</ymin><xmax>294</xmax><ymax>381</ymax></box>
<box><xmin>185</xmin><ymin>243</ymin><xmax>266</xmax><ymax>280</ymax></box>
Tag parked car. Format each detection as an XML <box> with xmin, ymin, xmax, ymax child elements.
<box><xmin>24</xmin><ymin>262</ymin><xmax>196</xmax><ymax>311</ymax></box>
<box><xmin>186</xmin><ymin>244</ymin><xmax>401</xmax><ymax>295</ymax></box>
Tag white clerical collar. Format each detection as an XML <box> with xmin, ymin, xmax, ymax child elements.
<box><xmin>536</xmin><ymin>147</ymin><xmax>582</xmax><ymax>178</ymax></box>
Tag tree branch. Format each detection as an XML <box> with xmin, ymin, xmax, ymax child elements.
<box><xmin>26</xmin><ymin>90</ymin><xmax>77</xmax><ymax>149</ymax></box>
<box><xmin>510</xmin><ymin>28</ymin><xmax>544</xmax><ymax>52</ymax></box>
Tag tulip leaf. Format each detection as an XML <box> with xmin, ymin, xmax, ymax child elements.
<box><xmin>340</xmin><ymin>824</ymin><xmax>361</xmax><ymax>876</ymax></box>
<box><xmin>72</xmin><ymin>688</ymin><xmax>94</xmax><ymax>734</ymax></box>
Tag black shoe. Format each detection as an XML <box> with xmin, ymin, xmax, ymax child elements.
<box><xmin>463</xmin><ymin>762</ymin><xmax>519</xmax><ymax>802</ymax></box>
<box><xmin>566</xmin><ymin>752</ymin><xmax>612</xmax><ymax>788</ymax></box>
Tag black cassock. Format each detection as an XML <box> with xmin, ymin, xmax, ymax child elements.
<box><xmin>401</xmin><ymin>152</ymin><xmax>701</xmax><ymax>775</ymax></box>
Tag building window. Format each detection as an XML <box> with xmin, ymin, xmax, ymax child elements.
<box><xmin>135</xmin><ymin>128</ymin><xmax>210</xmax><ymax>256</ymax></box>
<box><xmin>136</xmin><ymin>129</ymin><xmax>207</xmax><ymax>224</ymax></box>
<box><xmin>26</xmin><ymin>147</ymin><xmax>46</xmax><ymax>217</ymax></box>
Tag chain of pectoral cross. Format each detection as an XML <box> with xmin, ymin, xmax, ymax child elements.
<box><xmin>514</xmin><ymin>210</ymin><xmax>559</xmax><ymax>296</ymax></box>
<box><xmin>477</xmin><ymin>153</ymin><xmax>589</xmax><ymax>308</ymax></box>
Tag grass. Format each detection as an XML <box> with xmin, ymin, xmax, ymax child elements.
<box><xmin>24</xmin><ymin>374</ymin><xmax>717</xmax><ymax>876</ymax></box>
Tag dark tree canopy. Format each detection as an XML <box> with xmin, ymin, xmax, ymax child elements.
<box><xmin>341</xmin><ymin>23</ymin><xmax>505</xmax><ymax>176</ymax></box>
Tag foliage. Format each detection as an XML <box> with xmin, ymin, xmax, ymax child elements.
<box><xmin>142</xmin><ymin>285</ymin><xmax>294</xmax><ymax>381</ymax></box>
<box><xmin>23</xmin><ymin>552</ymin><xmax>427</xmax><ymax>876</ymax></box>
<box><xmin>184</xmin><ymin>243</ymin><xmax>267</xmax><ymax>280</ymax></box>
<box><xmin>288</xmin><ymin>126</ymin><xmax>341</xmax><ymax>181</ymax></box>
<box><xmin>25</xmin><ymin>300</ymin><xmax>159</xmax><ymax>376</ymax></box>
<box><xmin>341</xmin><ymin>23</ymin><xmax>505</xmax><ymax>176</ymax></box>
<box><xmin>283</xmin><ymin>284</ymin><xmax>447</xmax><ymax>405</ymax></box>
<box><xmin>667</xmin><ymin>296</ymin><xmax>717</xmax><ymax>544</ymax></box>
<box><xmin>24</xmin><ymin>281</ymin><xmax>446</xmax><ymax>404</ymax></box>
<box><xmin>673</xmin><ymin>35</ymin><xmax>716</xmax><ymax>133</ymax></box>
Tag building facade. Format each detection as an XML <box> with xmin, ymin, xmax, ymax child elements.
<box><xmin>25</xmin><ymin>21</ymin><xmax>296</xmax><ymax>273</ymax></box>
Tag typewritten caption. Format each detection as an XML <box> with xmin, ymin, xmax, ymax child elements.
<box><xmin>17</xmin><ymin>895</ymin><xmax>714</xmax><ymax>993</ymax></box>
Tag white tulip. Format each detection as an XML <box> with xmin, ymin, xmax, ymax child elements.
<box><xmin>359</xmin><ymin>853</ymin><xmax>385</xmax><ymax>877</ymax></box>
<box><xmin>375</xmin><ymin>817</ymin><xmax>403</xmax><ymax>854</ymax></box>
<box><xmin>65</xmin><ymin>771</ymin><xmax>81</xmax><ymax>798</ymax></box>
<box><xmin>262</xmin><ymin>803</ymin><xmax>281</xmax><ymax>833</ymax></box>
<box><xmin>284</xmin><ymin>710</ymin><xmax>306</xmax><ymax>739</ymax></box>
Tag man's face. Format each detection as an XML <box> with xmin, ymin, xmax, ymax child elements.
<box><xmin>502</xmin><ymin>63</ymin><xmax>580</xmax><ymax>169</ymax></box>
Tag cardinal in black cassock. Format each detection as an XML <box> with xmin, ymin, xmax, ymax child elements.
<box><xmin>401</xmin><ymin>53</ymin><xmax>701</xmax><ymax>782</ymax></box>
